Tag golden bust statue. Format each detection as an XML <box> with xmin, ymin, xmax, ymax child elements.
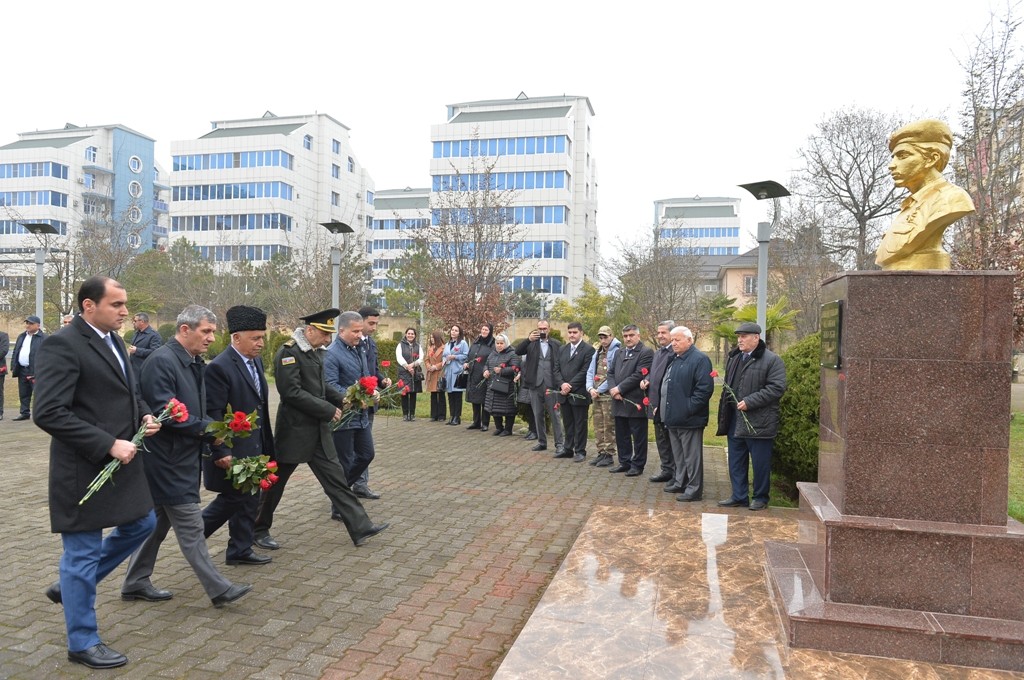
<box><xmin>875</xmin><ymin>119</ymin><xmax>975</xmax><ymax>270</ymax></box>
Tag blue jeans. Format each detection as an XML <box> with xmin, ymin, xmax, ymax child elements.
<box><xmin>60</xmin><ymin>511</ymin><xmax>156</xmax><ymax>651</ymax></box>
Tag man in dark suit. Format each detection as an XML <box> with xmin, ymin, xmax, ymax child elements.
<box><xmin>201</xmin><ymin>305</ymin><xmax>273</xmax><ymax>566</ymax></box>
<box><xmin>34</xmin><ymin>276</ymin><xmax>160</xmax><ymax>669</ymax></box>
<box><xmin>0</xmin><ymin>328</ymin><xmax>8</xmax><ymax>420</ymax></box>
<box><xmin>253</xmin><ymin>308</ymin><xmax>388</xmax><ymax>551</ymax></box>
<box><xmin>642</xmin><ymin>320</ymin><xmax>676</xmax><ymax>483</ymax></box>
<box><xmin>607</xmin><ymin>324</ymin><xmax>655</xmax><ymax>476</ymax></box>
<box><xmin>127</xmin><ymin>311</ymin><xmax>162</xmax><ymax>376</ymax></box>
<box><xmin>353</xmin><ymin>306</ymin><xmax>389</xmax><ymax>499</ymax></box>
<box><xmin>514</xmin><ymin>319</ymin><xmax>564</xmax><ymax>453</ymax></box>
<box><xmin>122</xmin><ymin>305</ymin><xmax>251</xmax><ymax>608</ymax></box>
<box><xmin>11</xmin><ymin>314</ymin><xmax>46</xmax><ymax>420</ymax></box>
<box><xmin>553</xmin><ymin>321</ymin><xmax>595</xmax><ymax>462</ymax></box>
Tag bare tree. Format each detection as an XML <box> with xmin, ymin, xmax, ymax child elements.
<box><xmin>799</xmin><ymin>108</ymin><xmax>907</xmax><ymax>270</ymax></box>
<box><xmin>953</xmin><ymin>5</ymin><xmax>1024</xmax><ymax>341</ymax></box>
<box><xmin>387</xmin><ymin>155</ymin><xmax>525</xmax><ymax>333</ymax></box>
<box><xmin>610</xmin><ymin>227</ymin><xmax>704</xmax><ymax>340</ymax></box>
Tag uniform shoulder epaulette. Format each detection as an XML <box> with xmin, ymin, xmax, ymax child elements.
<box><xmin>282</xmin><ymin>339</ymin><xmax>296</xmax><ymax>347</ymax></box>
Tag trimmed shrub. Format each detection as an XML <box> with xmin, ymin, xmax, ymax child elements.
<box><xmin>157</xmin><ymin>323</ymin><xmax>176</xmax><ymax>342</ymax></box>
<box><xmin>774</xmin><ymin>332</ymin><xmax>821</xmax><ymax>498</ymax></box>
<box><xmin>263</xmin><ymin>329</ymin><xmax>292</xmax><ymax>378</ymax></box>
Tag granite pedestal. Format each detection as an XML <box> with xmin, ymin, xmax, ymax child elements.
<box><xmin>765</xmin><ymin>271</ymin><xmax>1024</xmax><ymax>672</ymax></box>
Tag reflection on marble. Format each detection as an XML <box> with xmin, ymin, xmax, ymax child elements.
<box><xmin>494</xmin><ymin>506</ymin><xmax>1024</xmax><ymax>679</ymax></box>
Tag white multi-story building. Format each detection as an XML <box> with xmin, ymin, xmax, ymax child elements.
<box><xmin>370</xmin><ymin>94</ymin><xmax>598</xmax><ymax>302</ymax></box>
<box><xmin>368</xmin><ymin>187</ymin><xmax>430</xmax><ymax>296</ymax></box>
<box><xmin>0</xmin><ymin>123</ymin><xmax>169</xmax><ymax>307</ymax></box>
<box><xmin>169</xmin><ymin>112</ymin><xmax>373</xmax><ymax>268</ymax></box>
<box><xmin>654</xmin><ymin>196</ymin><xmax>741</xmax><ymax>256</ymax></box>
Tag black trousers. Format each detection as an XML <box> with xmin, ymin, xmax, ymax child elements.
<box><xmin>17</xmin><ymin>374</ymin><xmax>33</xmax><ymax>416</ymax></box>
<box><xmin>202</xmin><ymin>491</ymin><xmax>259</xmax><ymax>561</ymax></box>
<box><xmin>561</xmin><ymin>402</ymin><xmax>590</xmax><ymax>456</ymax></box>
<box><xmin>401</xmin><ymin>393</ymin><xmax>418</xmax><ymax>416</ymax></box>
<box><xmin>653</xmin><ymin>417</ymin><xmax>673</xmax><ymax>474</ymax></box>
<box><xmin>446</xmin><ymin>391</ymin><xmax>463</xmax><ymax>420</ymax></box>
<box><xmin>493</xmin><ymin>414</ymin><xmax>515</xmax><ymax>433</ymax></box>
<box><xmin>614</xmin><ymin>416</ymin><xmax>649</xmax><ymax>470</ymax></box>
<box><xmin>471</xmin><ymin>403</ymin><xmax>490</xmax><ymax>427</ymax></box>
<box><xmin>430</xmin><ymin>392</ymin><xmax>446</xmax><ymax>420</ymax></box>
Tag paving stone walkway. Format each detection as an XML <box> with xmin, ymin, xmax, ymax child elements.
<box><xmin>0</xmin><ymin>397</ymin><xmax>734</xmax><ymax>679</ymax></box>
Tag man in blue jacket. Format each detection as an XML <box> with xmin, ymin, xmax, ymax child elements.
<box><xmin>658</xmin><ymin>326</ymin><xmax>714</xmax><ymax>502</ymax></box>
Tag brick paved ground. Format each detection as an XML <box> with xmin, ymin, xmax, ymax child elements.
<box><xmin>0</xmin><ymin>394</ymin><xmax>736</xmax><ymax>679</ymax></box>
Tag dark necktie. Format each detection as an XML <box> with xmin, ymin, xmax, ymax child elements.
<box><xmin>247</xmin><ymin>359</ymin><xmax>262</xmax><ymax>396</ymax></box>
<box><xmin>105</xmin><ymin>334</ymin><xmax>126</xmax><ymax>377</ymax></box>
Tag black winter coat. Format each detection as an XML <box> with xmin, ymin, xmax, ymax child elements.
<box><xmin>715</xmin><ymin>340</ymin><xmax>786</xmax><ymax>439</ymax></box>
<box><xmin>483</xmin><ymin>347</ymin><xmax>521</xmax><ymax>415</ymax></box>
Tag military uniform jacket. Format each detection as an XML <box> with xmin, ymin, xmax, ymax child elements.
<box><xmin>274</xmin><ymin>330</ymin><xmax>345</xmax><ymax>464</ymax></box>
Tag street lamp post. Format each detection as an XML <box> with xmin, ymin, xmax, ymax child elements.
<box><xmin>320</xmin><ymin>221</ymin><xmax>354</xmax><ymax>319</ymax></box>
<box><xmin>535</xmin><ymin>287</ymin><xmax>549</xmax><ymax>321</ymax></box>
<box><xmin>737</xmin><ymin>181</ymin><xmax>790</xmax><ymax>335</ymax></box>
<box><xmin>21</xmin><ymin>223</ymin><xmax>59</xmax><ymax>327</ymax></box>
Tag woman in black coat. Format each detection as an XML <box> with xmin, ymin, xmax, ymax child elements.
<box><xmin>463</xmin><ymin>323</ymin><xmax>495</xmax><ymax>431</ymax></box>
<box><xmin>483</xmin><ymin>334</ymin><xmax>521</xmax><ymax>436</ymax></box>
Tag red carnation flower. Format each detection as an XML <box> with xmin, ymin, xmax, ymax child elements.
<box><xmin>267</xmin><ymin>460</ymin><xmax>278</xmax><ymax>470</ymax></box>
<box><xmin>642</xmin><ymin>397</ymin><xmax>650</xmax><ymax>406</ymax></box>
<box><xmin>228</xmin><ymin>419</ymin><xmax>244</xmax><ymax>433</ymax></box>
<box><xmin>710</xmin><ymin>370</ymin><xmax>719</xmax><ymax>378</ymax></box>
<box><xmin>381</xmin><ymin>360</ymin><xmax>391</xmax><ymax>367</ymax></box>
<box><xmin>268</xmin><ymin>473</ymin><xmax>279</xmax><ymax>483</ymax></box>
<box><xmin>358</xmin><ymin>376</ymin><xmax>378</xmax><ymax>392</ymax></box>
<box><xmin>241</xmin><ymin>420</ymin><xmax>252</xmax><ymax>431</ymax></box>
<box><xmin>476</xmin><ymin>357</ymin><xmax>483</xmax><ymax>362</ymax></box>
<box><xmin>636</xmin><ymin>404</ymin><xmax>643</xmax><ymax>411</ymax></box>
<box><xmin>641</xmin><ymin>367</ymin><xmax>649</xmax><ymax>376</ymax></box>
<box><xmin>500</xmin><ymin>363</ymin><xmax>506</xmax><ymax>368</ymax></box>
<box><xmin>396</xmin><ymin>379</ymin><xmax>405</xmax><ymax>387</ymax></box>
<box><xmin>553</xmin><ymin>403</ymin><xmax>560</xmax><ymax>410</ymax></box>
<box><xmin>168</xmin><ymin>399</ymin><xmax>189</xmax><ymax>422</ymax></box>
<box><xmin>259</xmin><ymin>479</ymin><xmax>271</xmax><ymax>490</ymax></box>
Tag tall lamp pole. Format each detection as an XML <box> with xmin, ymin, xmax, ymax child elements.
<box><xmin>535</xmin><ymin>287</ymin><xmax>549</xmax><ymax>321</ymax></box>
<box><xmin>737</xmin><ymin>181</ymin><xmax>790</xmax><ymax>335</ymax></box>
<box><xmin>320</xmin><ymin>221</ymin><xmax>354</xmax><ymax>320</ymax></box>
<box><xmin>21</xmin><ymin>223</ymin><xmax>59</xmax><ymax>327</ymax></box>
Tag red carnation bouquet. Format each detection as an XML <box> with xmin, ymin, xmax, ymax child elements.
<box><xmin>333</xmin><ymin>375</ymin><xmax>408</xmax><ymax>429</ymax></box>
<box><xmin>205</xmin><ymin>404</ymin><xmax>259</xmax><ymax>448</ymax></box>
<box><xmin>226</xmin><ymin>456</ymin><xmax>279</xmax><ymax>495</ymax></box>
<box><xmin>79</xmin><ymin>398</ymin><xmax>190</xmax><ymax>505</ymax></box>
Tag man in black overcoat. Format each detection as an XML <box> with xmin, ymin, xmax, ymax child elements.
<box><xmin>34</xmin><ymin>276</ymin><xmax>160</xmax><ymax>669</ymax></box>
<box><xmin>607</xmin><ymin>324</ymin><xmax>655</xmax><ymax>476</ymax></box>
<box><xmin>201</xmin><ymin>305</ymin><xmax>273</xmax><ymax>565</ymax></box>
<box><xmin>553</xmin><ymin>321</ymin><xmax>595</xmax><ymax>462</ymax></box>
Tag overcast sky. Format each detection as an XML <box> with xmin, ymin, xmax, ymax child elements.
<box><xmin>4</xmin><ymin>0</ymin><xmax>1008</xmax><ymax>254</ymax></box>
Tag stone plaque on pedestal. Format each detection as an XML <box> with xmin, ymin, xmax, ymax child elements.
<box><xmin>765</xmin><ymin>271</ymin><xmax>1024</xmax><ymax>672</ymax></box>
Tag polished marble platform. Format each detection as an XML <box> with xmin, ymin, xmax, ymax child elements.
<box><xmin>494</xmin><ymin>506</ymin><xmax>1024</xmax><ymax>679</ymax></box>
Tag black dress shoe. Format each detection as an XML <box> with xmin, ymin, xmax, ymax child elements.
<box><xmin>479</xmin><ymin>426</ymin><xmax>488</xmax><ymax>432</ymax></box>
<box><xmin>625</xmin><ymin>468</ymin><xmax>643</xmax><ymax>477</ymax></box>
<box><xmin>524</xmin><ymin>432</ymin><xmax>538</xmax><ymax>441</ymax></box>
<box><xmin>677</xmin><ymin>495</ymin><xmax>702</xmax><ymax>502</ymax></box>
<box><xmin>588</xmin><ymin>454</ymin><xmax>603</xmax><ymax>466</ymax></box>
<box><xmin>452</xmin><ymin>417</ymin><xmax>461</xmax><ymax>425</ymax></box>
<box><xmin>664</xmin><ymin>485</ymin><xmax>684</xmax><ymax>493</ymax></box>
<box><xmin>717</xmin><ymin>498</ymin><xmax>749</xmax><ymax>507</ymax></box>
<box><xmin>211</xmin><ymin>583</ymin><xmax>253</xmax><ymax>607</ymax></box>
<box><xmin>352</xmin><ymin>522</ymin><xmax>390</xmax><ymax>547</ymax></box>
<box><xmin>492</xmin><ymin>429</ymin><xmax>504</xmax><ymax>436</ymax></box>
<box><xmin>352</xmin><ymin>484</ymin><xmax>381</xmax><ymax>500</ymax></box>
<box><xmin>121</xmin><ymin>585</ymin><xmax>173</xmax><ymax>601</ymax></box>
<box><xmin>749</xmin><ymin>500</ymin><xmax>768</xmax><ymax>510</ymax></box>
<box><xmin>531</xmin><ymin>444</ymin><xmax>547</xmax><ymax>451</ymax></box>
<box><xmin>68</xmin><ymin>643</ymin><xmax>128</xmax><ymax>669</ymax></box>
<box><xmin>12</xmin><ymin>414</ymin><xmax>30</xmax><ymax>421</ymax></box>
<box><xmin>573</xmin><ymin>453</ymin><xmax>586</xmax><ymax>463</ymax></box>
<box><xmin>498</xmin><ymin>430</ymin><xmax>512</xmax><ymax>436</ymax></box>
<box><xmin>466</xmin><ymin>423</ymin><xmax>481</xmax><ymax>430</ymax></box>
<box><xmin>45</xmin><ymin>581</ymin><xmax>61</xmax><ymax>604</ymax></box>
<box><xmin>649</xmin><ymin>472</ymin><xmax>673</xmax><ymax>483</ymax></box>
<box><xmin>254</xmin><ymin>535</ymin><xmax>280</xmax><ymax>550</ymax></box>
<box><xmin>226</xmin><ymin>552</ymin><xmax>272</xmax><ymax>566</ymax></box>
<box><xmin>595</xmin><ymin>455</ymin><xmax>615</xmax><ymax>468</ymax></box>
<box><xmin>609</xmin><ymin>464</ymin><xmax>630</xmax><ymax>473</ymax></box>
<box><xmin>553</xmin><ymin>451</ymin><xmax>573</xmax><ymax>459</ymax></box>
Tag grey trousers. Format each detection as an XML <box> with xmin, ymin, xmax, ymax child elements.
<box><xmin>667</xmin><ymin>427</ymin><xmax>704</xmax><ymax>500</ymax></box>
<box><xmin>123</xmin><ymin>503</ymin><xmax>233</xmax><ymax>600</ymax></box>
<box><xmin>529</xmin><ymin>385</ymin><xmax>564</xmax><ymax>449</ymax></box>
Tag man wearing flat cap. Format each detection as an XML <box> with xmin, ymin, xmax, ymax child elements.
<box><xmin>876</xmin><ymin>119</ymin><xmax>975</xmax><ymax>270</ymax></box>
<box><xmin>12</xmin><ymin>314</ymin><xmax>46</xmax><ymax>420</ymax></box>
<box><xmin>253</xmin><ymin>308</ymin><xmax>388</xmax><ymax>550</ymax></box>
<box><xmin>201</xmin><ymin>305</ymin><xmax>273</xmax><ymax>566</ymax></box>
<box><xmin>715</xmin><ymin>322</ymin><xmax>786</xmax><ymax>511</ymax></box>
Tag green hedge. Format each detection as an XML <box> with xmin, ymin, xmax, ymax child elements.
<box><xmin>773</xmin><ymin>332</ymin><xmax>821</xmax><ymax>498</ymax></box>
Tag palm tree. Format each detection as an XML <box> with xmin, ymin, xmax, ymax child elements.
<box><xmin>731</xmin><ymin>296</ymin><xmax>800</xmax><ymax>349</ymax></box>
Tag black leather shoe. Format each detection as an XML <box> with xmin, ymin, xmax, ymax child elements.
<box><xmin>664</xmin><ymin>485</ymin><xmax>684</xmax><ymax>493</ymax></box>
<box><xmin>466</xmin><ymin>424</ymin><xmax>481</xmax><ymax>430</ymax></box>
<box><xmin>749</xmin><ymin>500</ymin><xmax>768</xmax><ymax>511</ymax></box>
<box><xmin>492</xmin><ymin>429</ymin><xmax>504</xmax><ymax>436</ymax></box>
<box><xmin>498</xmin><ymin>430</ymin><xmax>512</xmax><ymax>436</ymax></box>
<box><xmin>479</xmin><ymin>426</ymin><xmax>489</xmax><ymax>432</ymax></box>
<box><xmin>453</xmin><ymin>417</ymin><xmax>461</xmax><ymax>425</ymax></box>
<box><xmin>254</xmin><ymin>535</ymin><xmax>280</xmax><ymax>550</ymax></box>
<box><xmin>588</xmin><ymin>454</ymin><xmax>604</xmax><ymax>466</ymax></box>
<box><xmin>12</xmin><ymin>414</ymin><xmax>30</xmax><ymax>421</ymax></box>
<box><xmin>524</xmin><ymin>432</ymin><xmax>538</xmax><ymax>441</ymax></box>
<box><xmin>717</xmin><ymin>498</ymin><xmax>749</xmax><ymax>508</ymax></box>
<box><xmin>531</xmin><ymin>444</ymin><xmax>547</xmax><ymax>451</ymax></box>
<box><xmin>330</xmin><ymin>511</ymin><xmax>344</xmax><ymax>522</ymax></box>
<box><xmin>121</xmin><ymin>585</ymin><xmax>173</xmax><ymax>601</ymax></box>
<box><xmin>226</xmin><ymin>552</ymin><xmax>272</xmax><ymax>566</ymax></box>
<box><xmin>573</xmin><ymin>453</ymin><xmax>586</xmax><ymax>463</ymax></box>
<box><xmin>211</xmin><ymin>583</ymin><xmax>253</xmax><ymax>607</ymax></box>
<box><xmin>609</xmin><ymin>465</ymin><xmax>630</xmax><ymax>473</ymax></box>
<box><xmin>649</xmin><ymin>472</ymin><xmax>673</xmax><ymax>483</ymax></box>
<box><xmin>68</xmin><ymin>643</ymin><xmax>128</xmax><ymax>669</ymax></box>
<box><xmin>45</xmin><ymin>581</ymin><xmax>61</xmax><ymax>604</ymax></box>
<box><xmin>625</xmin><ymin>468</ymin><xmax>643</xmax><ymax>477</ymax></box>
<box><xmin>677</xmin><ymin>495</ymin><xmax>702</xmax><ymax>502</ymax></box>
<box><xmin>553</xmin><ymin>451</ymin><xmax>573</xmax><ymax>459</ymax></box>
<box><xmin>595</xmin><ymin>456</ymin><xmax>615</xmax><ymax>468</ymax></box>
<box><xmin>352</xmin><ymin>484</ymin><xmax>382</xmax><ymax>500</ymax></box>
<box><xmin>352</xmin><ymin>522</ymin><xmax>390</xmax><ymax>547</ymax></box>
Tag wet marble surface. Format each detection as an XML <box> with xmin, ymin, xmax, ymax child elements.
<box><xmin>494</xmin><ymin>506</ymin><xmax>1024</xmax><ymax>679</ymax></box>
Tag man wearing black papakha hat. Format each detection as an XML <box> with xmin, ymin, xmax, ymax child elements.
<box><xmin>201</xmin><ymin>305</ymin><xmax>274</xmax><ymax>566</ymax></box>
<box><xmin>253</xmin><ymin>308</ymin><xmax>389</xmax><ymax>549</ymax></box>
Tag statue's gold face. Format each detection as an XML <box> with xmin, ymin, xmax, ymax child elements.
<box><xmin>888</xmin><ymin>143</ymin><xmax>931</xmax><ymax>192</ymax></box>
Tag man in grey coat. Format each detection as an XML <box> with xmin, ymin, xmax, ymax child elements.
<box><xmin>715</xmin><ymin>322</ymin><xmax>787</xmax><ymax>511</ymax></box>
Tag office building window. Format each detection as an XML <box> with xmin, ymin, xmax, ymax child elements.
<box><xmin>331</xmin><ymin>192</ymin><xmax>340</xmax><ymax>206</ymax></box>
<box><xmin>332</xmin><ymin>139</ymin><xmax>341</xmax><ymax>154</ymax></box>
<box><xmin>347</xmin><ymin>156</ymin><xmax>354</xmax><ymax>172</ymax></box>
<box><xmin>85</xmin><ymin>146</ymin><xmax>97</xmax><ymax>163</ymax></box>
<box><xmin>332</xmin><ymin>164</ymin><xmax>340</xmax><ymax>179</ymax></box>
<box><xmin>303</xmin><ymin>135</ymin><xmax>313</xmax><ymax>150</ymax></box>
